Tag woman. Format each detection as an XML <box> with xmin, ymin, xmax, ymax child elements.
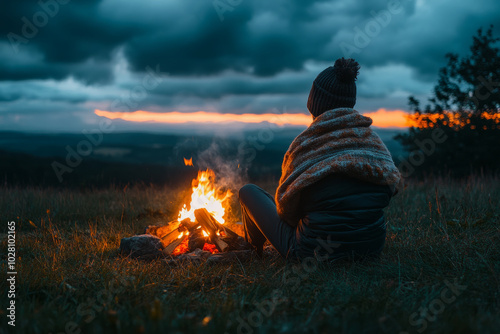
<box><xmin>239</xmin><ymin>58</ymin><xmax>402</xmax><ymax>261</ymax></box>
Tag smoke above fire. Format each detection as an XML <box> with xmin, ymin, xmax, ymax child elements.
<box><xmin>196</xmin><ymin>141</ymin><xmax>247</xmax><ymax>192</ymax></box>
<box><xmin>175</xmin><ymin>137</ymin><xmax>248</xmax><ymax>203</ymax></box>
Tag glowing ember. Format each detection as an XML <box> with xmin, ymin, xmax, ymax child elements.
<box><xmin>203</xmin><ymin>243</ymin><xmax>219</xmax><ymax>253</ymax></box>
<box><xmin>184</xmin><ymin>157</ymin><xmax>193</xmax><ymax>166</ymax></box>
<box><xmin>171</xmin><ymin>238</ymin><xmax>189</xmax><ymax>256</ymax></box>
<box><xmin>178</xmin><ymin>169</ymin><xmax>231</xmax><ymax>225</ymax></box>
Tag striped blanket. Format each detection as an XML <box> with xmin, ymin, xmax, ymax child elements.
<box><xmin>275</xmin><ymin>108</ymin><xmax>403</xmax><ymax>225</ymax></box>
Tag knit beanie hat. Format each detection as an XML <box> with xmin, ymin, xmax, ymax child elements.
<box><xmin>307</xmin><ymin>58</ymin><xmax>360</xmax><ymax>118</ymax></box>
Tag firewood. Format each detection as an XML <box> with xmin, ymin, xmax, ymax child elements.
<box><xmin>191</xmin><ymin>208</ymin><xmax>232</xmax><ymax>237</ymax></box>
<box><xmin>159</xmin><ymin>219</ymin><xmax>201</xmax><ymax>248</ymax></box>
<box><xmin>194</xmin><ymin>208</ymin><xmax>218</xmax><ymax>231</ymax></box>
<box><xmin>180</xmin><ymin>218</ymin><xmax>200</xmax><ymax>230</ymax></box>
<box><xmin>163</xmin><ymin>233</ymin><xmax>189</xmax><ymax>255</ymax></box>
<box><xmin>194</xmin><ymin>208</ymin><xmax>229</xmax><ymax>252</ymax></box>
<box><xmin>188</xmin><ymin>228</ymin><xmax>208</xmax><ymax>251</ymax></box>
<box><xmin>161</xmin><ymin>218</ymin><xmax>203</xmax><ymax>253</ymax></box>
<box><xmin>145</xmin><ymin>221</ymin><xmax>180</xmax><ymax>238</ymax></box>
<box><xmin>160</xmin><ymin>227</ymin><xmax>184</xmax><ymax>248</ymax></box>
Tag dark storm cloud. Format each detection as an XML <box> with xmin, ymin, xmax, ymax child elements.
<box><xmin>141</xmin><ymin>73</ymin><xmax>312</xmax><ymax>100</ymax></box>
<box><xmin>0</xmin><ymin>0</ymin><xmax>415</xmax><ymax>81</ymax></box>
<box><xmin>344</xmin><ymin>0</ymin><xmax>500</xmax><ymax>79</ymax></box>
<box><xmin>0</xmin><ymin>0</ymin><xmax>144</xmax><ymax>83</ymax></box>
<box><xmin>2</xmin><ymin>0</ymin><xmax>499</xmax><ymax>82</ymax></box>
<box><xmin>0</xmin><ymin>43</ymin><xmax>115</xmax><ymax>84</ymax></box>
<box><xmin>123</xmin><ymin>0</ymin><xmax>409</xmax><ymax>77</ymax></box>
<box><xmin>123</xmin><ymin>1</ymin><xmax>315</xmax><ymax>77</ymax></box>
<box><xmin>1</xmin><ymin>0</ymin><xmax>500</xmax><ymax>133</ymax></box>
<box><xmin>0</xmin><ymin>80</ymin><xmax>89</xmax><ymax>104</ymax></box>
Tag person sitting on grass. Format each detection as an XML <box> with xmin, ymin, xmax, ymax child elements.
<box><xmin>238</xmin><ymin>58</ymin><xmax>403</xmax><ymax>261</ymax></box>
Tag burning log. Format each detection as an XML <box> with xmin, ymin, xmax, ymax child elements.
<box><xmin>159</xmin><ymin>227</ymin><xmax>183</xmax><ymax>248</ymax></box>
<box><xmin>179</xmin><ymin>218</ymin><xmax>200</xmax><ymax>230</ymax></box>
<box><xmin>162</xmin><ymin>219</ymin><xmax>202</xmax><ymax>255</ymax></box>
<box><xmin>152</xmin><ymin>209</ymin><xmax>252</xmax><ymax>257</ymax></box>
<box><xmin>193</xmin><ymin>208</ymin><xmax>253</xmax><ymax>252</ymax></box>
<box><xmin>188</xmin><ymin>228</ymin><xmax>208</xmax><ymax>251</ymax></box>
<box><xmin>194</xmin><ymin>208</ymin><xmax>229</xmax><ymax>252</ymax></box>
<box><xmin>163</xmin><ymin>232</ymin><xmax>189</xmax><ymax>255</ymax></box>
<box><xmin>155</xmin><ymin>219</ymin><xmax>195</xmax><ymax>248</ymax></box>
<box><xmin>145</xmin><ymin>221</ymin><xmax>180</xmax><ymax>238</ymax></box>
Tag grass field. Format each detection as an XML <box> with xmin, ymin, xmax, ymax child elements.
<box><xmin>1</xmin><ymin>175</ymin><xmax>499</xmax><ymax>334</ymax></box>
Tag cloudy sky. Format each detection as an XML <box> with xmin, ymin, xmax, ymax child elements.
<box><xmin>0</xmin><ymin>0</ymin><xmax>499</xmax><ymax>133</ymax></box>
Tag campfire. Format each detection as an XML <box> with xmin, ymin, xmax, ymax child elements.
<box><xmin>119</xmin><ymin>167</ymin><xmax>253</xmax><ymax>263</ymax></box>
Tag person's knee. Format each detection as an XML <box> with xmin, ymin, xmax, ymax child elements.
<box><xmin>238</xmin><ymin>184</ymin><xmax>259</xmax><ymax>202</ymax></box>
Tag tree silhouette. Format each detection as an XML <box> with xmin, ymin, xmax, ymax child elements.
<box><xmin>395</xmin><ymin>25</ymin><xmax>500</xmax><ymax>177</ymax></box>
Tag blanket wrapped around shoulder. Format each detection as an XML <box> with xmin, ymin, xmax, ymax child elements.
<box><xmin>275</xmin><ymin>108</ymin><xmax>402</xmax><ymax>225</ymax></box>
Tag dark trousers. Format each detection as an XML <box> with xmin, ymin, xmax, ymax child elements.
<box><xmin>238</xmin><ymin>184</ymin><xmax>296</xmax><ymax>259</ymax></box>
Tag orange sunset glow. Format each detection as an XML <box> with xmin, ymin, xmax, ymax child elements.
<box><xmin>95</xmin><ymin>108</ymin><xmax>413</xmax><ymax>128</ymax></box>
<box><xmin>408</xmin><ymin>110</ymin><xmax>500</xmax><ymax>129</ymax></box>
<box><xmin>94</xmin><ymin>109</ymin><xmax>313</xmax><ymax>126</ymax></box>
<box><xmin>363</xmin><ymin>109</ymin><xmax>412</xmax><ymax>128</ymax></box>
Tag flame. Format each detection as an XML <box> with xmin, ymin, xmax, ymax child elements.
<box><xmin>171</xmin><ymin>168</ymin><xmax>230</xmax><ymax>255</ymax></box>
<box><xmin>184</xmin><ymin>157</ymin><xmax>193</xmax><ymax>166</ymax></box>
<box><xmin>178</xmin><ymin>169</ymin><xmax>231</xmax><ymax>225</ymax></box>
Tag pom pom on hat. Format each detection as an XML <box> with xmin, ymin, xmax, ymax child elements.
<box><xmin>332</xmin><ymin>58</ymin><xmax>360</xmax><ymax>83</ymax></box>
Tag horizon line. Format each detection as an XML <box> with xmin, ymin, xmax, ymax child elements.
<box><xmin>94</xmin><ymin>108</ymin><xmax>411</xmax><ymax>128</ymax></box>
